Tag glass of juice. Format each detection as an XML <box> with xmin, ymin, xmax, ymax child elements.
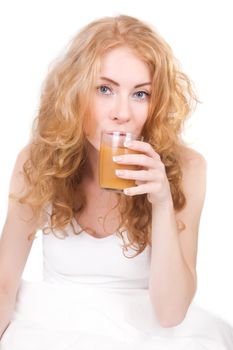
<box><xmin>99</xmin><ymin>131</ymin><xmax>143</xmax><ymax>192</ymax></box>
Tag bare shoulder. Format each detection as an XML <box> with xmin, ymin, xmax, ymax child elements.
<box><xmin>178</xmin><ymin>145</ymin><xmax>207</xmax><ymax>171</ymax></box>
<box><xmin>177</xmin><ymin>145</ymin><xmax>207</xmax><ymax>201</ymax></box>
<box><xmin>8</xmin><ymin>143</ymin><xmax>33</xmax><ymax>202</ymax></box>
<box><xmin>15</xmin><ymin>143</ymin><xmax>32</xmax><ymax>167</ymax></box>
<box><xmin>11</xmin><ymin>143</ymin><xmax>32</xmax><ymax>179</ymax></box>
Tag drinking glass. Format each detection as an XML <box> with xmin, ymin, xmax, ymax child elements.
<box><xmin>99</xmin><ymin>131</ymin><xmax>143</xmax><ymax>192</ymax></box>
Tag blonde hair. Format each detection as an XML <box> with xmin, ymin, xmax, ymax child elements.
<box><xmin>16</xmin><ymin>15</ymin><xmax>197</xmax><ymax>257</ymax></box>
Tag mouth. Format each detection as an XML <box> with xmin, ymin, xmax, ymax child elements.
<box><xmin>101</xmin><ymin>130</ymin><xmax>134</xmax><ymax>136</ymax></box>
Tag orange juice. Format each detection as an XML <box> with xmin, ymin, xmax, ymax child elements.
<box><xmin>99</xmin><ymin>145</ymin><xmax>140</xmax><ymax>191</ymax></box>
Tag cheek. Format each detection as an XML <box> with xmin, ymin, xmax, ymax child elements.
<box><xmin>133</xmin><ymin>108</ymin><xmax>148</xmax><ymax>136</ymax></box>
<box><xmin>83</xmin><ymin>97</ymin><xmax>105</xmax><ymax>149</ymax></box>
<box><xmin>133</xmin><ymin>100</ymin><xmax>149</xmax><ymax>116</ymax></box>
<box><xmin>84</xmin><ymin>117</ymin><xmax>97</xmax><ymax>136</ymax></box>
<box><xmin>83</xmin><ymin>116</ymin><xmax>101</xmax><ymax>150</ymax></box>
<box><xmin>85</xmin><ymin>98</ymin><xmax>109</xmax><ymax>136</ymax></box>
<box><xmin>136</xmin><ymin>106</ymin><xmax>149</xmax><ymax>126</ymax></box>
<box><xmin>94</xmin><ymin>99</ymin><xmax>111</xmax><ymax>119</ymax></box>
<box><xmin>86</xmin><ymin>100</ymin><xmax>106</xmax><ymax>130</ymax></box>
<box><xmin>84</xmin><ymin>105</ymin><xmax>99</xmax><ymax>136</ymax></box>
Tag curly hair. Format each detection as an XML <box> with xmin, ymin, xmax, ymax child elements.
<box><xmin>15</xmin><ymin>15</ymin><xmax>198</xmax><ymax>257</ymax></box>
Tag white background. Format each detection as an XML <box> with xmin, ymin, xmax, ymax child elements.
<box><xmin>0</xmin><ymin>0</ymin><xmax>232</xmax><ymax>325</ymax></box>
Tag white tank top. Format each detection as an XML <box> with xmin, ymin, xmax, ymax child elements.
<box><xmin>42</xmin><ymin>218</ymin><xmax>151</xmax><ymax>289</ymax></box>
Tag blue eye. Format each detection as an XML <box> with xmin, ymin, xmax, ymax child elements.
<box><xmin>97</xmin><ymin>85</ymin><xmax>112</xmax><ymax>95</ymax></box>
<box><xmin>133</xmin><ymin>91</ymin><xmax>150</xmax><ymax>100</ymax></box>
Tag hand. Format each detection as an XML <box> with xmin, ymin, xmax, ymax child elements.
<box><xmin>113</xmin><ymin>140</ymin><xmax>173</xmax><ymax>206</ymax></box>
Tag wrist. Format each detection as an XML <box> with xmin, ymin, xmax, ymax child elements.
<box><xmin>152</xmin><ymin>195</ymin><xmax>174</xmax><ymax>212</ymax></box>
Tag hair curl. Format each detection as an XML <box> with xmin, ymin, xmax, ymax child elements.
<box><xmin>16</xmin><ymin>15</ymin><xmax>198</xmax><ymax>257</ymax></box>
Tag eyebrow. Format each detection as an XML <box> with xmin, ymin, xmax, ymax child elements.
<box><xmin>99</xmin><ymin>76</ymin><xmax>152</xmax><ymax>89</ymax></box>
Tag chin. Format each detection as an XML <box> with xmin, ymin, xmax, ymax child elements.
<box><xmin>86</xmin><ymin>138</ymin><xmax>100</xmax><ymax>151</ymax></box>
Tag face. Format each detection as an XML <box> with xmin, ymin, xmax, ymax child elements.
<box><xmin>84</xmin><ymin>46</ymin><xmax>152</xmax><ymax>150</ymax></box>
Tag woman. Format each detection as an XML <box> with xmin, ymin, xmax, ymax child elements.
<box><xmin>0</xmin><ymin>14</ymin><xmax>233</xmax><ymax>349</ymax></box>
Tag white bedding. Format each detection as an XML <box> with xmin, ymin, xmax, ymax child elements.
<box><xmin>1</xmin><ymin>279</ymin><xmax>233</xmax><ymax>349</ymax></box>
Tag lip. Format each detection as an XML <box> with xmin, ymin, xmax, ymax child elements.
<box><xmin>101</xmin><ymin>130</ymin><xmax>134</xmax><ymax>136</ymax></box>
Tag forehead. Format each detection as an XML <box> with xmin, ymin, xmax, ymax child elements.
<box><xmin>98</xmin><ymin>46</ymin><xmax>151</xmax><ymax>84</ymax></box>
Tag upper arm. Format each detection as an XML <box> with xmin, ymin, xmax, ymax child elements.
<box><xmin>175</xmin><ymin>147</ymin><xmax>207</xmax><ymax>282</ymax></box>
<box><xmin>0</xmin><ymin>145</ymin><xmax>37</xmax><ymax>296</ymax></box>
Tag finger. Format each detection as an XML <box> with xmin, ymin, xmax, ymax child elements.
<box><xmin>124</xmin><ymin>140</ymin><xmax>160</xmax><ymax>160</ymax></box>
<box><xmin>113</xmin><ymin>154</ymin><xmax>161</xmax><ymax>169</ymax></box>
<box><xmin>123</xmin><ymin>183</ymin><xmax>153</xmax><ymax>196</ymax></box>
<box><xmin>115</xmin><ymin>169</ymin><xmax>163</xmax><ymax>182</ymax></box>
<box><xmin>135</xmin><ymin>180</ymin><xmax>145</xmax><ymax>186</ymax></box>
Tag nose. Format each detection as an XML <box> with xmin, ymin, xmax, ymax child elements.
<box><xmin>110</xmin><ymin>94</ymin><xmax>131</xmax><ymax>124</ymax></box>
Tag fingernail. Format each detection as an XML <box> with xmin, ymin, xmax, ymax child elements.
<box><xmin>113</xmin><ymin>156</ymin><xmax>122</xmax><ymax>162</ymax></box>
<box><xmin>115</xmin><ymin>169</ymin><xmax>124</xmax><ymax>176</ymax></box>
